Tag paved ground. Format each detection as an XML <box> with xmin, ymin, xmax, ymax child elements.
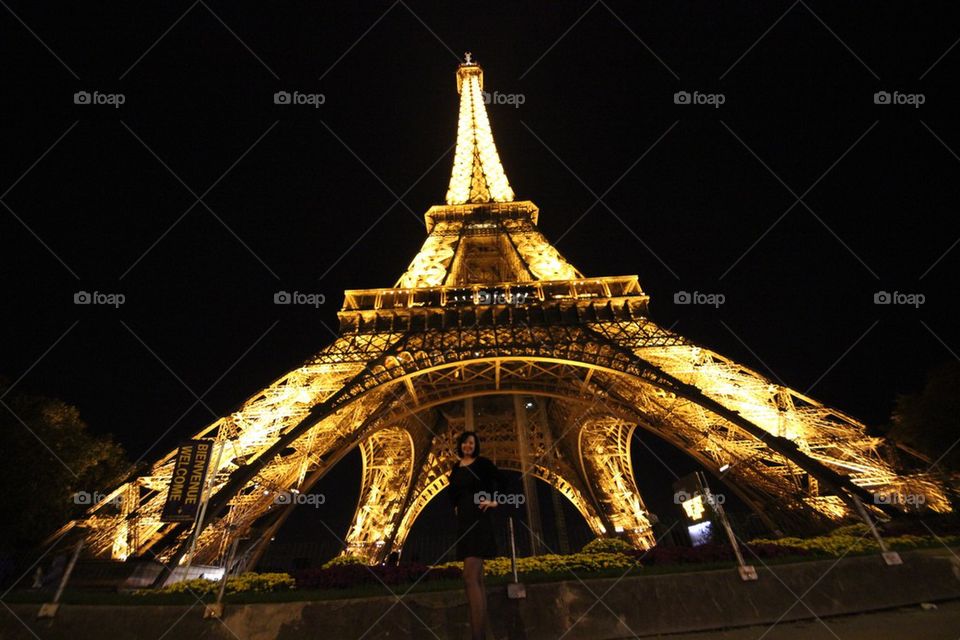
<box><xmin>644</xmin><ymin>600</ymin><xmax>960</xmax><ymax>639</ymax></box>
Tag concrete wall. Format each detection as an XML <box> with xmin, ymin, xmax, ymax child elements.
<box><xmin>4</xmin><ymin>549</ymin><xmax>960</xmax><ymax>639</ymax></box>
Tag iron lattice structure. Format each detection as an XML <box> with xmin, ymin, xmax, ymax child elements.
<box><xmin>53</xmin><ymin>56</ymin><xmax>951</xmax><ymax>568</ymax></box>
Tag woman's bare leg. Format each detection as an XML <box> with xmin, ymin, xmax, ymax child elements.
<box><xmin>463</xmin><ymin>557</ymin><xmax>486</xmax><ymax>639</ymax></box>
<box><xmin>479</xmin><ymin>558</ymin><xmax>488</xmax><ymax>633</ymax></box>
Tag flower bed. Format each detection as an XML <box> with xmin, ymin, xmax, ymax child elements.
<box><xmin>431</xmin><ymin>551</ymin><xmax>642</xmax><ymax>578</ymax></box>
<box><xmin>141</xmin><ymin>572</ymin><xmax>294</xmax><ymax>595</ymax></box>
<box><xmin>749</xmin><ymin>523</ymin><xmax>960</xmax><ymax>556</ymax></box>
<box><xmin>138</xmin><ymin>523</ymin><xmax>960</xmax><ymax>595</ymax></box>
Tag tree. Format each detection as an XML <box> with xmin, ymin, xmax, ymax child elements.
<box><xmin>0</xmin><ymin>381</ymin><xmax>130</xmax><ymax>550</ymax></box>
<box><xmin>887</xmin><ymin>361</ymin><xmax>960</xmax><ymax>473</ymax></box>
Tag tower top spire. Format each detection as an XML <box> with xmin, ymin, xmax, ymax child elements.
<box><xmin>445</xmin><ymin>53</ymin><xmax>515</xmax><ymax>205</ymax></box>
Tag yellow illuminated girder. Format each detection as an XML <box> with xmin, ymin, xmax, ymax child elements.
<box><xmin>395</xmin><ymin>203</ymin><xmax>583</xmax><ymax>288</ymax></box>
<box><xmin>343</xmin><ymin>427</ymin><xmax>416</xmax><ymax>561</ymax></box>
<box><xmin>52</xmin><ymin>333</ymin><xmax>404</xmax><ymax>563</ymax></box>
<box><xmin>578</xmin><ymin>417</ymin><xmax>655</xmax><ymax>548</ymax></box>
<box><xmin>397</xmin><ymin>221</ymin><xmax>461</xmax><ymax>288</ymax></box>
<box><xmin>60</xmin><ymin>329</ymin><xmax>951</xmax><ymax>565</ymax></box>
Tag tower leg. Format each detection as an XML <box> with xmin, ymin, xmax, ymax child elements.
<box><xmin>342</xmin><ymin>426</ymin><xmax>417</xmax><ymax>564</ymax></box>
<box><xmin>578</xmin><ymin>417</ymin><xmax>655</xmax><ymax>548</ymax></box>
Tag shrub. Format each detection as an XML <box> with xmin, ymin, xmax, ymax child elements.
<box><xmin>432</xmin><ymin>551</ymin><xmax>642</xmax><ymax>577</ymax></box>
<box><xmin>828</xmin><ymin>523</ymin><xmax>870</xmax><ymax>537</ymax></box>
<box><xmin>141</xmin><ymin>572</ymin><xmax>294</xmax><ymax>595</ymax></box>
<box><xmin>580</xmin><ymin>537</ymin><xmax>635</xmax><ymax>555</ymax></box>
<box><xmin>749</xmin><ymin>527</ymin><xmax>960</xmax><ymax>556</ymax></box>
<box><xmin>321</xmin><ymin>554</ymin><xmax>366</xmax><ymax>569</ymax></box>
<box><xmin>225</xmin><ymin>572</ymin><xmax>295</xmax><ymax>593</ymax></box>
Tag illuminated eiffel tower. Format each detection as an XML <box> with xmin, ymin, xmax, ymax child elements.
<box><xmin>54</xmin><ymin>54</ymin><xmax>950</xmax><ymax>569</ymax></box>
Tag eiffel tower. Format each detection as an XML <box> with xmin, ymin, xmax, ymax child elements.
<box><xmin>53</xmin><ymin>54</ymin><xmax>950</xmax><ymax>570</ymax></box>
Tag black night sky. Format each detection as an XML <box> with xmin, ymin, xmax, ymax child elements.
<box><xmin>2</xmin><ymin>3</ymin><xmax>959</xmax><ymax>561</ymax></box>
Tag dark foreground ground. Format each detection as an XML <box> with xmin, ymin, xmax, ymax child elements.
<box><xmin>3</xmin><ymin>549</ymin><xmax>959</xmax><ymax>639</ymax></box>
<box><xmin>652</xmin><ymin>599</ymin><xmax>960</xmax><ymax>640</ymax></box>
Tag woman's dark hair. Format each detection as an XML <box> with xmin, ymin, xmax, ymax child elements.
<box><xmin>456</xmin><ymin>431</ymin><xmax>480</xmax><ymax>458</ymax></box>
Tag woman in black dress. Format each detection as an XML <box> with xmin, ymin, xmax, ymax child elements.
<box><xmin>447</xmin><ymin>431</ymin><xmax>506</xmax><ymax>640</ymax></box>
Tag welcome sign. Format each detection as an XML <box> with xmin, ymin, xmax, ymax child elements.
<box><xmin>161</xmin><ymin>439</ymin><xmax>214</xmax><ymax>522</ymax></box>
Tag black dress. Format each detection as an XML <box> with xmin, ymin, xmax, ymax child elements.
<box><xmin>447</xmin><ymin>455</ymin><xmax>507</xmax><ymax>560</ymax></box>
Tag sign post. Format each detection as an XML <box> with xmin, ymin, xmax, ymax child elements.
<box><xmin>673</xmin><ymin>471</ymin><xmax>756</xmax><ymax>581</ymax></box>
<box><xmin>160</xmin><ymin>438</ymin><xmax>216</xmax><ymax>581</ymax></box>
<box><xmin>852</xmin><ymin>495</ymin><xmax>901</xmax><ymax>566</ymax></box>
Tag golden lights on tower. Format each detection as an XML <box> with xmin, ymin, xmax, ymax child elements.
<box><xmin>51</xmin><ymin>52</ymin><xmax>952</xmax><ymax>570</ymax></box>
<box><xmin>446</xmin><ymin>53</ymin><xmax>515</xmax><ymax>205</ymax></box>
